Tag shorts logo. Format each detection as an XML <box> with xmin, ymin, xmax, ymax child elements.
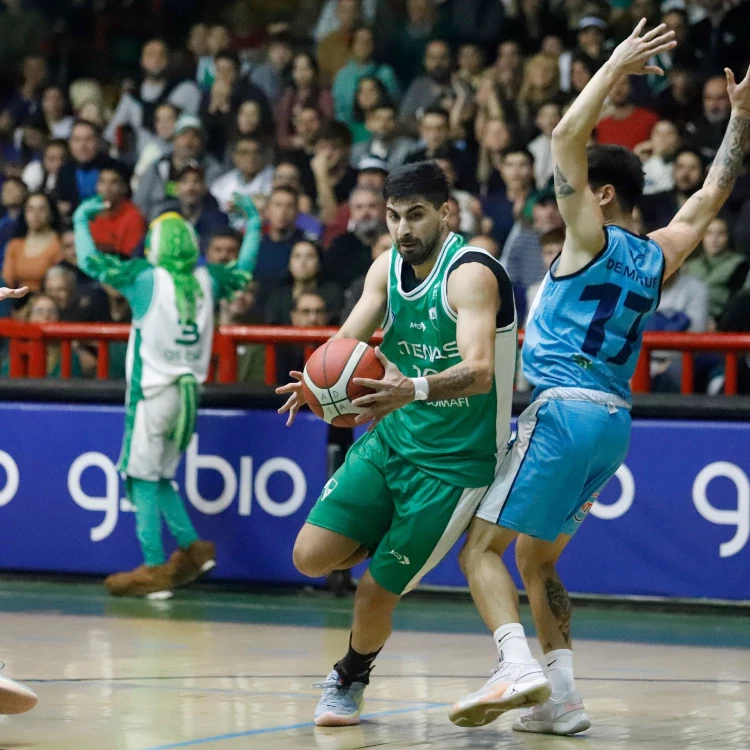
<box><xmin>390</xmin><ymin>549</ymin><xmax>410</xmax><ymax>565</ymax></box>
<box><xmin>321</xmin><ymin>478</ymin><xmax>338</xmax><ymax>500</ymax></box>
<box><xmin>573</xmin><ymin>497</ymin><xmax>597</xmax><ymax>523</ymax></box>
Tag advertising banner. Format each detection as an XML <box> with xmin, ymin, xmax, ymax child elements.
<box><xmin>0</xmin><ymin>404</ymin><xmax>748</xmax><ymax>600</ymax></box>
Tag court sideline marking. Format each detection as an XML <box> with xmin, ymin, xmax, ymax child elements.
<box><xmin>141</xmin><ymin>704</ymin><xmax>447</xmax><ymax>750</ymax></box>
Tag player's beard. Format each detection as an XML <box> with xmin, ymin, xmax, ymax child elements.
<box><xmin>397</xmin><ymin>228</ymin><xmax>442</xmax><ymax>267</ymax></box>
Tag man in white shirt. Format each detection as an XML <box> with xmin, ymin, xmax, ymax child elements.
<box><xmin>105</xmin><ymin>39</ymin><xmax>201</xmax><ymax>157</ymax></box>
<box><xmin>638</xmin><ymin>119</ymin><xmax>680</xmax><ymax>195</ymax></box>
<box><xmin>210</xmin><ymin>136</ymin><xmax>273</xmax><ymax>229</ymax></box>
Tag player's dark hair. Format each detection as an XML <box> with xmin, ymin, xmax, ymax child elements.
<box><xmin>587</xmin><ymin>144</ymin><xmax>644</xmax><ymax>213</ymax></box>
<box><xmin>384</xmin><ymin>161</ymin><xmax>450</xmax><ymax>209</ymax></box>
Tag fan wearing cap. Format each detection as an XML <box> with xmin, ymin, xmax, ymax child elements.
<box><xmin>71</xmin><ymin>192</ymin><xmax>262</xmax><ymax>599</ymax></box>
<box><xmin>134</xmin><ymin>114</ymin><xmax>224</xmax><ymax>223</ymax></box>
<box><xmin>558</xmin><ymin>16</ymin><xmax>609</xmax><ymax>92</ymax></box>
<box><xmin>151</xmin><ymin>161</ymin><xmax>231</xmax><ymax>254</ymax></box>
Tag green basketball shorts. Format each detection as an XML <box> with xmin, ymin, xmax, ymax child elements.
<box><xmin>306</xmin><ymin>429</ymin><xmax>488</xmax><ymax>595</ymax></box>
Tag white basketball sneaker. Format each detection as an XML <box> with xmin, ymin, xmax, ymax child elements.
<box><xmin>449</xmin><ymin>660</ymin><xmax>551</xmax><ymax>727</ymax></box>
<box><xmin>512</xmin><ymin>690</ymin><xmax>591</xmax><ymax>735</ymax></box>
<box><xmin>0</xmin><ymin>672</ymin><xmax>38</xmax><ymax>714</ymax></box>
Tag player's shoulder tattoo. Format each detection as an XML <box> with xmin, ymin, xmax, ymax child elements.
<box><xmin>554</xmin><ymin>165</ymin><xmax>576</xmax><ymax>199</ymax></box>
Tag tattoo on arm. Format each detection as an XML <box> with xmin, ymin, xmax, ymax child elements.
<box><xmin>554</xmin><ymin>165</ymin><xmax>576</xmax><ymax>199</ymax></box>
<box><xmin>705</xmin><ymin>116</ymin><xmax>750</xmax><ymax>193</ymax></box>
<box><xmin>545</xmin><ymin>574</ymin><xmax>572</xmax><ymax>648</ymax></box>
<box><xmin>428</xmin><ymin>365</ymin><xmax>477</xmax><ymax>400</ymax></box>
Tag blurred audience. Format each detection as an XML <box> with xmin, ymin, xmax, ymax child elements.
<box><xmin>0</xmin><ymin>0</ymin><xmax>747</xmax><ymax>394</ymax></box>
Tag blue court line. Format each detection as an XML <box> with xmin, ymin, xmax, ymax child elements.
<box><xmin>141</xmin><ymin>704</ymin><xmax>447</xmax><ymax>750</ymax></box>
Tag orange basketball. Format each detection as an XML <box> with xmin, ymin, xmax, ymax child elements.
<box><xmin>302</xmin><ymin>338</ymin><xmax>385</xmax><ymax>427</ymax></box>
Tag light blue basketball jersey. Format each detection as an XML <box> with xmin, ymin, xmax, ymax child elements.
<box><xmin>523</xmin><ymin>225</ymin><xmax>665</xmax><ymax>402</ymax></box>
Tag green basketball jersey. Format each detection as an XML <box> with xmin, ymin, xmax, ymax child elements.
<box><xmin>376</xmin><ymin>233</ymin><xmax>518</xmax><ymax>487</ymax></box>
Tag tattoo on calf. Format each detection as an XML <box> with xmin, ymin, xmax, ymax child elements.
<box><xmin>545</xmin><ymin>575</ymin><xmax>572</xmax><ymax>646</ymax></box>
<box><xmin>554</xmin><ymin>165</ymin><xmax>576</xmax><ymax>199</ymax></box>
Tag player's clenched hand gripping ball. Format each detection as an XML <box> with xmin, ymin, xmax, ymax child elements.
<box><xmin>301</xmin><ymin>339</ymin><xmax>385</xmax><ymax>426</ymax></box>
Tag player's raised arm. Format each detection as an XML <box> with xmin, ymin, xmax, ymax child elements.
<box><xmin>551</xmin><ymin>20</ymin><xmax>675</xmax><ymax>267</ymax></box>
<box><xmin>650</xmin><ymin>67</ymin><xmax>750</xmax><ymax>278</ymax></box>
<box><xmin>276</xmin><ymin>251</ymin><xmax>389</xmax><ymax>426</ymax></box>
<box><xmin>334</xmin><ymin>250</ymin><xmax>389</xmax><ymax>343</ymax></box>
<box><xmin>351</xmin><ymin>263</ymin><xmax>500</xmax><ymax>425</ymax></box>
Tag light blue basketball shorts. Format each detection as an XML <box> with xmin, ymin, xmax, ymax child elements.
<box><xmin>475</xmin><ymin>388</ymin><xmax>632</xmax><ymax>542</ymax></box>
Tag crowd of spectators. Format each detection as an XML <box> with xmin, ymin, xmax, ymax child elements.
<box><xmin>0</xmin><ymin>0</ymin><xmax>749</xmax><ymax>391</ymax></box>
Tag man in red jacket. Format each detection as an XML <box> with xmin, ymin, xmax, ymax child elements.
<box><xmin>89</xmin><ymin>166</ymin><xmax>147</xmax><ymax>257</ymax></box>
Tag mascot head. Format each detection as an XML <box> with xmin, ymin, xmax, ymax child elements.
<box><xmin>145</xmin><ymin>212</ymin><xmax>202</xmax><ymax>324</ymax></box>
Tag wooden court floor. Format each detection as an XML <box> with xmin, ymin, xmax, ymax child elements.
<box><xmin>0</xmin><ymin>581</ymin><xmax>749</xmax><ymax>749</ymax></box>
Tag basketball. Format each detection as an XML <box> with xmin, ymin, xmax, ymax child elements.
<box><xmin>302</xmin><ymin>338</ymin><xmax>385</xmax><ymax>427</ymax></box>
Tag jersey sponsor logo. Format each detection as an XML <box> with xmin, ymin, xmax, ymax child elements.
<box><xmin>410</xmin><ymin>321</ymin><xmax>427</xmax><ymax>331</ymax></box>
<box><xmin>426</xmin><ymin>397</ymin><xmax>470</xmax><ymax>408</ymax></box>
<box><xmin>605</xmin><ymin>258</ymin><xmax>659</xmax><ymax>289</ymax></box>
<box><xmin>389</xmin><ymin>549</ymin><xmax>410</xmax><ymax>565</ymax></box>
<box><xmin>321</xmin><ymin>477</ymin><xmax>338</xmax><ymax>500</ymax></box>
<box><xmin>429</xmin><ymin>307</ymin><xmax>438</xmax><ymax>329</ymax></box>
<box><xmin>397</xmin><ymin>340</ymin><xmax>460</xmax><ymax>362</ymax></box>
<box><xmin>572</xmin><ymin>354</ymin><xmax>593</xmax><ymax>370</ymax></box>
<box><xmin>162</xmin><ymin>348</ymin><xmax>204</xmax><ymax>363</ymax></box>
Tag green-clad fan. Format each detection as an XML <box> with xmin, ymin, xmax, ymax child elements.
<box><xmin>73</xmin><ymin>192</ymin><xmax>261</xmax><ymax>599</ymax></box>
<box><xmin>277</xmin><ymin>161</ymin><xmax>518</xmax><ymax>726</ymax></box>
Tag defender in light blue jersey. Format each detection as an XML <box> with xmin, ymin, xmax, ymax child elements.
<box><xmin>451</xmin><ymin>20</ymin><xmax>750</xmax><ymax>736</ymax></box>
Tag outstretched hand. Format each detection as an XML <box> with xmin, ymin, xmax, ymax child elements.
<box><xmin>607</xmin><ymin>19</ymin><xmax>677</xmax><ymax>77</ymax></box>
<box><xmin>73</xmin><ymin>196</ymin><xmax>109</xmax><ymax>224</ymax></box>
<box><xmin>726</xmin><ymin>66</ymin><xmax>750</xmax><ymax>118</ymax></box>
<box><xmin>276</xmin><ymin>371</ymin><xmax>307</xmax><ymax>427</ymax></box>
<box><xmin>0</xmin><ymin>286</ymin><xmax>28</xmax><ymax>301</ymax></box>
<box><xmin>231</xmin><ymin>193</ymin><xmax>261</xmax><ymax>227</ymax></box>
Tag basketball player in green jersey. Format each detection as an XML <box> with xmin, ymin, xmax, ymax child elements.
<box><xmin>277</xmin><ymin>161</ymin><xmax>518</xmax><ymax>726</ymax></box>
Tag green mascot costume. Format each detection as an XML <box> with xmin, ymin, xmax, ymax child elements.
<box><xmin>73</xmin><ymin>194</ymin><xmax>260</xmax><ymax>598</ymax></box>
